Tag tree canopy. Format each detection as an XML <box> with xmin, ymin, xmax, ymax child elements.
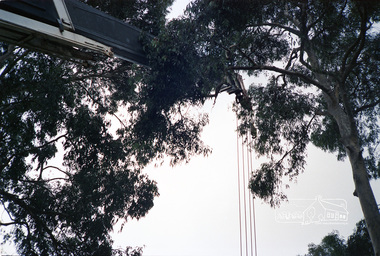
<box><xmin>0</xmin><ymin>45</ymin><xmax>159</xmax><ymax>255</ymax></box>
<box><xmin>303</xmin><ymin>219</ymin><xmax>374</xmax><ymax>256</ymax></box>
<box><xmin>1</xmin><ymin>0</ymin><xmax>380</xmax><ymax>255</ymax></box>
<box><xmin>142</xmin><ymin>0</ymin><xmax>380</xmax><ymax>254</ymax></box>
<box><xmin>0</xmin><ymin>1</ymin><xmax>189</xmax><ymax>255</ymax></box>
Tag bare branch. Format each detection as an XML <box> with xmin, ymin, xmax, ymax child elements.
<box><xmin>43</xmin><ymin>165</ymin><xmax>71</xmax><ymax>177</ymax></box>
<box><xmin>20</xmin><ymin>177</ymin><xmax>70</xmax><ymax>184</ymax></box>
<box><xmin>275</xmin><ymin>115</ymin><xmax>316</xmax><ymax>167</ymax></box>
<box><xmin>0</xmin><ymin>221</ymin><xmax>21</xmax><ymax>226</ymax></box>
<box><xmin>32</xmin><ymin>133</ymin><xmax>68</xmax><ymax>150</ymax></box>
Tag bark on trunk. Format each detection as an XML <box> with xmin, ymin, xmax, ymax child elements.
<box><xmin>311</xmin><ymin>46</ymin><xmax>380</xmax><ymax>253</ymax></box>
<box><xmin>347</xmin><ymin>143</ymin><xmax>380</xmax><ymax>256</ymax></box>
<box><xmin>328</xmin><ymin>101</ymin><xmax>380</xmax><ymax>256</ymax></box>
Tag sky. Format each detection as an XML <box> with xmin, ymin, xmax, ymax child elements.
<box><xmin>112</xmin><ymin>1</ymin><xmax>380</xmax><ymax>256</ymax></box>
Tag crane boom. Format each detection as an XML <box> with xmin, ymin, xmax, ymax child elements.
<box><xmin>0</xmin><ymin>0</ymin><xmax>150</xmax><ymax>65</ymax></box>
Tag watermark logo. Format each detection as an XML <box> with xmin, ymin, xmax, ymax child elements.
<box><xmin>275</xmin><ymin>195</ymin><xmax>348</xmax><ymax>225</ymax></box>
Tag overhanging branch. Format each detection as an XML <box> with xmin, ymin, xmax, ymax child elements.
<box><xmin>355</xmin><ymin>99</ymin><xmax>380</xmax><ymax>114</ymax></box>
<box><xmin>341</xmin><ymin>4</ymin><xmax>368</xmax><ymax>82</ymax></box>
<box><xmin>249</xmin><ymin>22</ymin><xmax>301</xmax><ymax>37</ymax></box>
<box><xmin>229</xmin><ymin>65</ymin><xmax>333</xmax><ymax>96</ymax></box>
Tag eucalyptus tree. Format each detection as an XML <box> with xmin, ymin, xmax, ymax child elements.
<box><xmin>0</xmin><ymin>43</ymin><xmax>158</xmax><ymax>256</ymax></box>
<box><xmin>146</xmin><ymin>0</ymin><xmax>380</xmax><ymax>254</ymax></box>
<box><xmin>305</xmin><ymin>230</ymin><xmax>347</xmax><ymax>256</ymax></box>
<box><xmin>303</xmin><ymin>220</ymin><xmax>373</xmax><ymax>256</ymax></box>
<box><xmin>347</xmin><ymin>219</ymin><xmax>374</xmax><ymax>256</ymax></box>
<box><xmin>0</xmin><ymin>0</ymin><xmax>201</xmax><ymax>255</ymax></box>
<box><xmin>2</xmin><ymin>0</ymin><xmax>380</xmax><ymax>255</ymax></box>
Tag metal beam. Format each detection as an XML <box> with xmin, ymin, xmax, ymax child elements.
<box><xmin>63</xmin><ymin>0</ymin><xmax>150</xmax><ymax>65</ymax></box>
<box><xmin>0</xmin><ymin>0</ymin><xmax>151</xmax><ymax>65</ymax></box>
<box><xmin>0</xmin><ymin>8</ymin><xmax>113</xmax><ymax>59</ymax></box>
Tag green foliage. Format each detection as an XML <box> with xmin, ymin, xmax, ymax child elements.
<box><xmin>82</xmin><ymin>0</ymin><xmax>173</xmax><ymax>35</ymax></box>
<box><xmin>2</xmin><ymin>0</ymin><xmax>380</xmax><ymax>254</ymax></box>
<box><xmin>1</xmin><ymin>0</ymin><xmax>227</xmax><ymax>254</ymax></box>
<box><xmin>239</xmin><ymin>78</ymin><xmax>316</xmax><ymax>205</ymax></box>
<box><xmin>306</xmin><ymin>230</ymin><xmax>347</xmax><ymax>256</ymax></box>
<box><xmin>347</xmin><ymin>220</ymin><xmax>374</xmax><ymax>256</ymax></box>
<box><xmin>303</xmin><ymin>220</ymin><xmax>373</xmax><ymax>256</ymax></box>
<box><xmin>0</xmin><ymin>49</ymin><xmax>159</xmax><ymax>255</ymax></box>
<box><xmin>176</xmin><ymin>0</ymin><xmax>380</xmax><ymax>206</ymax></box>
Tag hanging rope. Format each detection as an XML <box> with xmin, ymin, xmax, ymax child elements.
<box><xmin>236</xmin><ymin>117</ymin><xmax>243</xmax><ymax>256</ymax></box>
<box><xmin>241</xmin><ymin>128</ymin><xmax>249</xmax><ymax>256</ymax></box>
<box><xmin>236</xmin><ymin>116</ymin><xmax>258</xmax><ymax>256</ymax></box>
<box><xmin>248</xmin><ymin>129</ymin><xmax>258</xmax><ymax>256</ymax></box>
<box><xmin>247</xmin><ymin>132</ymin><xmax>254</xmax><ymax>256</ymax></box>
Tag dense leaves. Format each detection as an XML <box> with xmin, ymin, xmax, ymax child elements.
<box><xmin>305</xmin><ymin>231</ymin><xmax>347</xmax><ymax>256</ymax></box>
<box><xmin>0</xmin><ymin>0</ymin><xmax>196</xmax><ymax>254</ymax></box>
<box><xmin>0</xmin><ymin>0</ymin><xmax>224</xmax><ymax>254</ymax></box>
<box><xmin>179</xmin><ymin>0</ymin><xmax>380</xmax><ymax>206</ymax></box>
<box><xmin>303</xmin><ymin>220</ymin><xmax>374</xmax><ymax>256</ymax></box>
<box><xmin>2</xmin><ymin>0</ymin><xmax>380</xmax><ymax>254</ymax></box>
<box><xmin>0</xmin><ymin>47</ymin><xmax>160</xmax><ymax>255</ymax></box>
<box><xmin>152</xmin><ymin>0</ymin><xmax>380</xmax><ymax>253</ymax></box>
<box><xmin>81</xmin><ymin>0</ymin><xmax>173</xmax><ymax>35</ymax></box>
<box><xmin>347</xmin><ymin>220</ymin><xmax>374</xmax><ymax>256</ymax></box>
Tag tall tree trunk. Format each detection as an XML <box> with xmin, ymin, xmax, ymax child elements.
<box><xmin>310</xmin><ymin>37</ymin><xmax>380</xmax><ymax>252</ymax></box>
<box><xmin>327</xmin><ymin>98</ymin><xmax>380</xmax><ymax>256</ymax></box>
<box><xmin>347</xmin><ymin>140</ymin><xmax>380</xmax><ymax>256</ymax></box>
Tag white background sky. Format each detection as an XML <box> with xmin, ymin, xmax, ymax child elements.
<box><xmin>113</xmin><ymin>1</ymin><xmax>380</xmax><ymax>255</ymax></box>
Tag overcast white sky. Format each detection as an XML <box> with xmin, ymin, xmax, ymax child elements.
<box><xmin>112</xmin><ymin>1</ymin><xmax>380</xmax><ymax>256</ymax></box>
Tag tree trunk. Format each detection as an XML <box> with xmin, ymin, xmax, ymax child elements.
<box><xmin>347</xmin><ymin>140</ymin><xmax>380</xmax><ymax>256</ymax></box>
<box><xmin>310</xmin><ymin>41</ymin><xmax>380</xmax><ymax>253</ymax></box>
<box><xmin>328</xmin><ymin>99</ymin><xmax>380</xmax><ymax>256</ymax></box>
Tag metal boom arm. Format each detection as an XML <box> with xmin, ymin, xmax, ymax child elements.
<box><xmin>0</xmin><ymin>0</ymin><xmax>150</xmax><ymax>65</ymax></box>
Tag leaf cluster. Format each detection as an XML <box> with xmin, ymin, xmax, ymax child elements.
<box><xmin>180</xmin><ymin>0</ymin><xmax>380</xmax><ymax>205</ymax></box>
<box><xmin>236</xmin><ymin>78</ymin><xmax>317</xmax><ymax>206</ymax></box>
<box><xmin>81</xmin><ymin>0</ymin><xmax>173</xmax><ymax>35</ymax></box>
<box><xmin>0</xmin><ymin>47</ymin><xmax>159</xmax><ymax>255</ymax></box>
<box><xmin>303</xmin><ymin>220</ymin><xmax>374</xmax><ymax>256</ymax></box>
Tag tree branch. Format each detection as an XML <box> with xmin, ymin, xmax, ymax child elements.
<box><xmin>0</xmin><ymin>48</ymin><xmax>30</xmax><ymax>80</ymax></box>
<box><xmin>74</xmin><ymin>80</ymin><xmax>128</xmax><ymax>129</ymax></box>
<box><xmin>0</xmin><ymin>190</ymin><xmax>63</xmax><ymax>252</ymax></box>
<box><xmin>254</xmin><ymin>22</ymin><xmax>301</xmax><ymax>37</ymax></box>
<box><xmin>0</xmin><ymin>221</ymin><xmax>22</xmax><ymax>226</ymax></box>
<box><xmin>22</xmin><ymin>133</ymin><xmax>68</xmax><ymax>162</ymax></box>
<box><xmin>0</xmin><ymin>44</ymin><xmax>15</xmax><ymax>64</ymax></box>
<box><xmin>42</xmin><ymin>165</ymin><xmax>72</xmax><ymax>178</ymax></box>
<box><xmin>274</xmin><ymin>115</ymin><xmax>316</xmax><ymax>170</ymax></box>
<box><xmin>229</xmin><ymin>65</ymin><xmax>333</xmax><ymax>96</ymax></box>
<box><xmin>341</xmin><ymin>4</ymin><xmax>367</xmax><ymax>83</ymax></box>
<box><xmin>355</xmin><ymin>99</ymin><xmax>380</xmax><ymax>114</ymax></box>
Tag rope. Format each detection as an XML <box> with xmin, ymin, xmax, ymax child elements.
<box><xmin>248</xmin><ymin>133</ymin><xmax>258</xmax><ymax>256</ymax></box>
<box><xmin>236</xmin><ymin>116</ymin><xmax>258</xmax><ymax>256</ymax></box>
<box><xmin>247</xmin><ymin>133</ymin><xmax>254</xmax><ymax>256</ymax></box>
<box><xmin>236</xmin><ymin>117</ymin><xmax>243</xmax><ymax>256</ymax></box>
<box><xmin>252</xmin><ymin>197</ymin><xmax>258</xmax><ymax>256</ymax></box>
<box><xmin>241</xmin><ymin>131</ymin><xmax>248</xmax><ymax>256</ymax></box>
